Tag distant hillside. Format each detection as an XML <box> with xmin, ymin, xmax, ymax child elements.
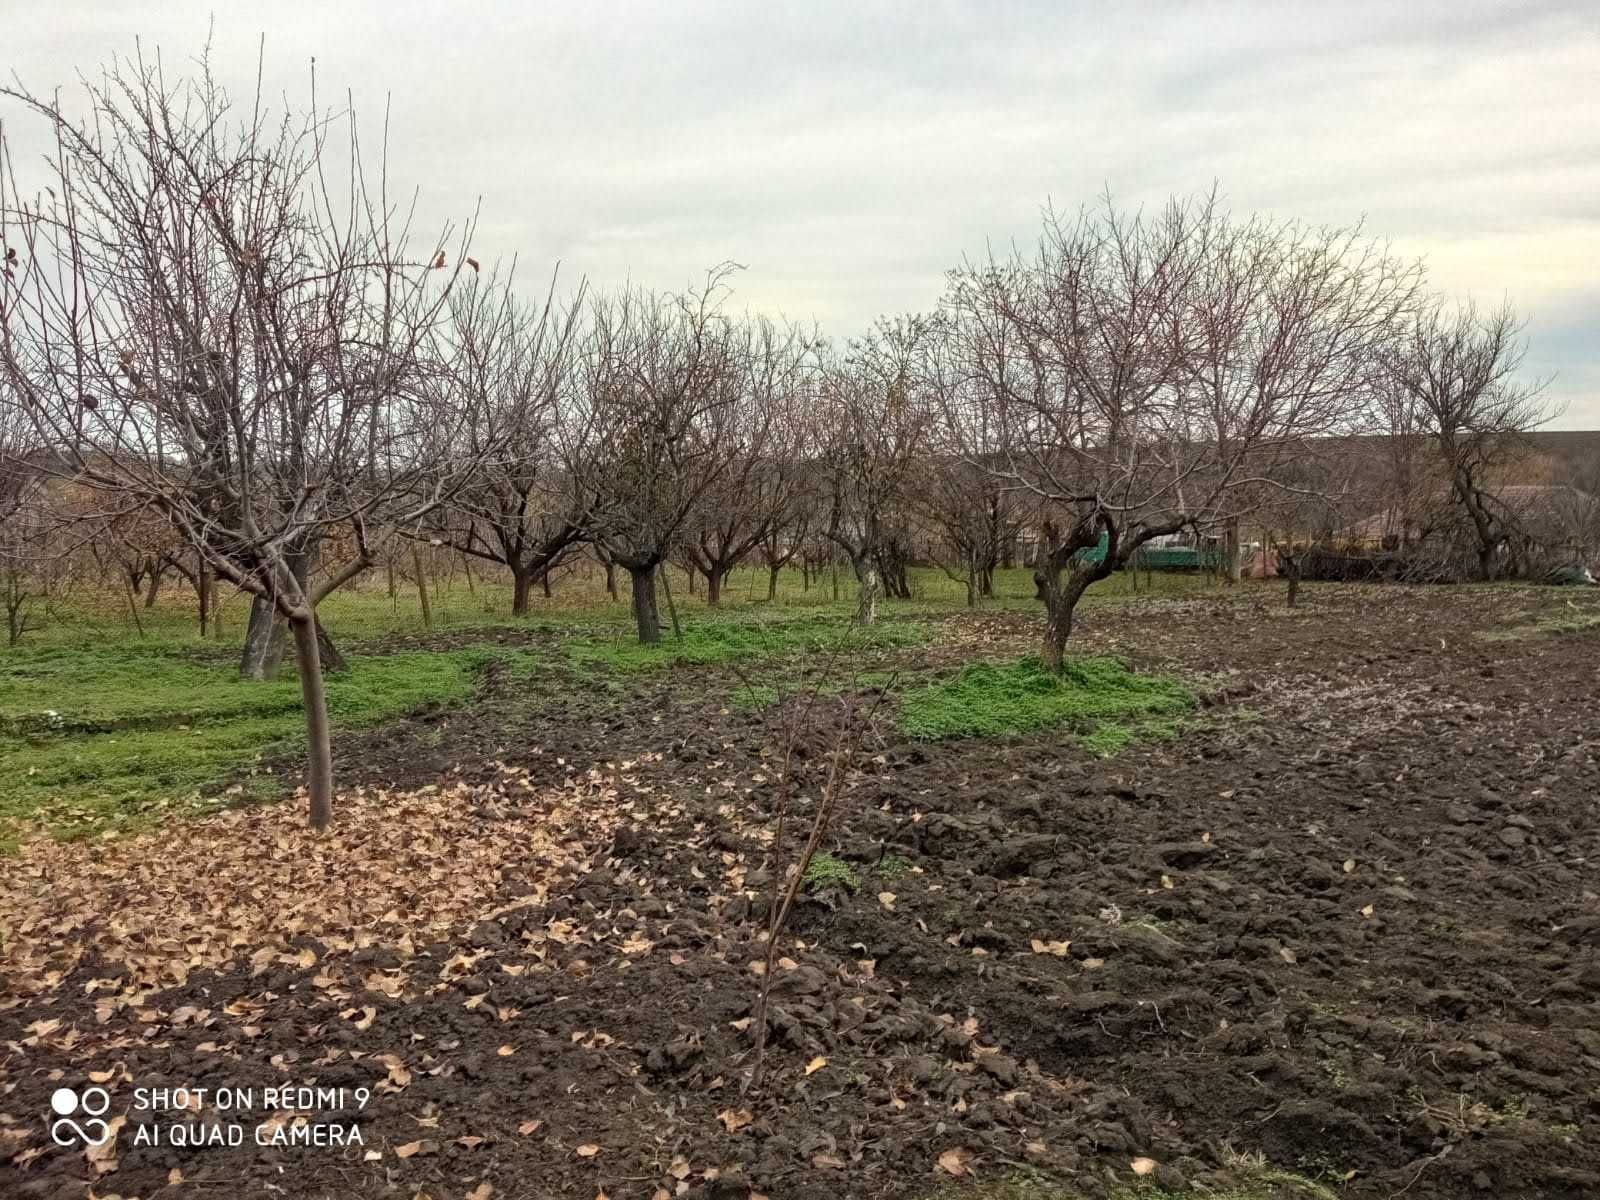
<box><xmin>1524</xmin><ymin>430</ymin><xmax>1600</xmax><ymax>477</ymax></box>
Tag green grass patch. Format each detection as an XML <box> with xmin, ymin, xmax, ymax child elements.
<box><xmin>1079</xmin><ymin>715</ymin><xmax>1188</xmax><ymax>757</ymax></box>
<box><xmin>0</xmin><ymin>645</ymin><xmax>522</xmax><ymax>845</ymax></box>
<box><xmin>876</xmin><ymin>853</ymin><xmax>914</xmax><ymax>880</ymax></box>
<box><xmin>802</xmin><ymin>851</ymin><xmax>861</xmax><ymax>893</ymax></box>
<box><xmin>1478</xmin><ymin>603</ymin><xmax>1600</xmax><ymax>642</ymax></box>
<box><xmin>567</xmin><ymin>614</ymin><xmax>926</xmax><ymax>673</ymax></box>
<box><xmin>897</xmin><ymin>656</ymin><xmax>1194</xmax><ymax>749</ymax></box>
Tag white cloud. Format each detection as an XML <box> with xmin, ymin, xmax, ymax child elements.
<box><xmin>6</xmin><ymin>0</ymin><xmax>1597</xmax><ymax>424</ymax></box>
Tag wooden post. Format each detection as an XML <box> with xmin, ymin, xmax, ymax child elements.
<box><xmin>411</xmin><ymin>545</ymin><xmax>433</xmax><ymax>630</ymax></box>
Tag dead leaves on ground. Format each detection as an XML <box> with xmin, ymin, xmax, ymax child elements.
<box><xmin>716</xmin><ymin>1107</ymin><xmax>753</xmax><ymax>1133</ymax></box>
<box><xmin>0</xmin><ymin>769</ymin><xmax>620</xmax><ymax>1049</ymax></box>
<box><xmin>936</xmin><ymin>1146</ymin><xmax>975</xmax><ymax>1176</ymax></box>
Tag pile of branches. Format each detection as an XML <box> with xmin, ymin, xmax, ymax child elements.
<box><xmin>1284</xmin><ymin>543</ymin><xmax>1463</xmax><ymax>585</ymax></box>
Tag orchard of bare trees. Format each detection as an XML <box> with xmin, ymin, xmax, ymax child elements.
<box><xmin>0</xmin><ymin>52</ymin><xmax>1588</xmax><ymax>829</ymax></box>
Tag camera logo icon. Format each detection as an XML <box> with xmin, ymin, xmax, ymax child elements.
<box><xmin>49</xmin><ymin>1086</ymin><xmax>112</xmax><ymax>1147</ymax></box>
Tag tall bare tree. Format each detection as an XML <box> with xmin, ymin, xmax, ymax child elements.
<box><xmin>943</xmin><ymin>195</ymin><xmax>1413</xmax><ymax>669</ymax></box>
<box><xmin>818</xmin><ymin>317</ymin><xmax>933</xmax><ymax>624</ymax></box>
<box><xmin>681</xmin><ymin>315</ymin><xmax>809</xmax><ymax>605</ymax></box>
<box><xmin>0</xmin><ymin>51</ymin><xmax>489</xmax><ymax>826</ymax></box>
<box><xmin>922</xmin><ymin>329</ymin><xmax>1024</xmax><ymax>606</ymax></box>
<box><xmin>571</xmin><ymin>269</ymin><xmax>741</xmax><ymax>642</ymax></box>
<box><xmin>1179</xmin><ymin>210</ymin><xmax>1421</xmax><ymax>579</ymax></box>
<box><xmin>421</xmin><ymin>272</ymin><xmax>589</xmax><ymax>614</ymax></box>
<box><xmin>1382</xmin><ymin>300</ymin><xmax>1552</xmax><ymax>580</ymax></box>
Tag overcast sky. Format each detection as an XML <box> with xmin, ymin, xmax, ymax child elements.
<box><xmin>10</xmin><ymin>1</ymin><xmax>1599</xmax><ymax>426</ymax></box>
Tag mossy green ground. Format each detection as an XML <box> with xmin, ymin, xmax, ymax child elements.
<box><xmin>0</xmin><ymin>645</ymin><xmax>514</xmax><ymax>845</ymax></box>
<box><xmin>801</xmin><ymin>851</ymin><xmax>861</xmax><ymax>893</ymax></box>
<box><xmin>1477</xmin><ymin>595</ymin><xmax>1600</xmax><ymax>641</ymax></box>
<box><xmin>566</xmin><ymin>612</ymin><xmax>926</xmax><ymax>673</ymax></box>
<box><xmin>897</xmin><ymin>656</ymin><xmax>1194</xmax><ymax>749</ymax></box>
<box><xmin>15</xmin><ymin>563</ymin><xmax>1212</xmax><ymax>651</ymax></box>
<box><xmin>1</xmin><ymin>564</ymin><xmax>1222</xmax><ymax>846</ymax></box>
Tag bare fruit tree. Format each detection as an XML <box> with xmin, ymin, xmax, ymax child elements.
<box><xmin>0</xmin><ymin>402</ymin><xmax>47</xmax><ymax>644</ymax></box>
<box><xmin>818</xmin><ymin>317</ymin><xmax>933</xmax><ymax>624</ymax></box>
<box><xmin>0</xmin><ymin>52</ymin><xmax>489</xmax><ymax>827</ymax></box>
<box><xmin>941</xmin><ymin>200</ymin><xmax>1202</xmax><ymax>668</ymax></box>
<box><xmin>1178</xmin><ymin>211</ymin><xmax>1419</xmax><ymax>581</ymax></box>
<box><xmin>1382</xmin><ymin>300</ymin><xmax>1552</xmax><ymax>580</ymax></box>
<box><xmin>921</xmin><ymin>330</ymin><xmax>1024</xmax><ymax>606</ymax></box>
<box><xmin>681</xmin><ymin>315</ymin><xmax>809</xmax><ymax>606</ymax></box>
<box><xmin>420</xmin><ymin>271</ymin><xmax>589</xmax><ymax>615</ymax></box>
<box><xmin>571</xmin><ymin>269</ymin><xmax>742</xmax><ymax>642</ymax></box>
<box><xmin>942</xmin><ymin>196</ymin><xmax>1413</xmax><ymax>669</ymax></box>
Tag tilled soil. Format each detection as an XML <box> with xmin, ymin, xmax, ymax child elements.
<box><xmin>2</xmin><ymin>583</ymin><xmax>1598</xmax><ymax>1200</ymax></box>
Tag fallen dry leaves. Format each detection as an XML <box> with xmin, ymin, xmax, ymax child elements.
<box><xmin>86</xmin><ymin>1115</ymin><xmax>126</xmax><ymax>1175</ymax></box>
<box><xmin>936</xmin><ymin>1146</ymin><xmax>974</xmax><ymax>1176</ymax></box>
<box><xmin>0</xmin><ymin>769</ymin><xmax>618</xmax><ymax>1039</ymax></box>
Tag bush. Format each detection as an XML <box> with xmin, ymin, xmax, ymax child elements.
<box><xmin>897</xmin><ymin>656</ymin><xmax>1193</xmax><ymax>744</ymax></box>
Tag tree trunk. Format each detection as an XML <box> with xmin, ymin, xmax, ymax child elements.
<box><xmin>411</xmin><ymin>545</ymin><xmax>433</xmax><ymax>630</ymax></box>
<box><xmin>123</xmin><ymin>574</ymin><xmax>146</xmax><ymax>638</ymax></box>
<box><xmin>604</xmin><ymin>559</ymin><xmax>618</xmax><ymax>601</ymax></box>
<box><xmin>802</xmin><ymin>561</ymin><xmax>810</xmax><ymax>591</ymax></box>
<box><xmin>768</xmin><ymin>564</ymin><xmax>780</xmax><ymax>602</ymax></box>
<box><xmin>290</xmin><ymin>611</ymin><xmax>335</xmax><ymax>830</ymax></box>
<box><xmin>706</xmin><ymin>568</ymin><xmax>724</xmax><ymax>607</ymax></box>
<box><xmin>197</xmin><ymin>561</ymin><xmax>210</xmax><ymax>637</ymax></box>
<box><xmin>1037</xmin><ymin>562</ymin><xmax>1096</xmax><ymax>673</ymax></box>
<box><xmin>241</xmin><ymin>595</ymin><xmax>287</xmax><ymax>679</ymax></box>
<box><xmin>660</xmin><ymin>565</ymin><xmax>683</xmax><ymax>639</ymax></box>
<box><xmin>511</xmin><ymin>567</ymin><xmax>532</xmax><ymax>616</ymax></box>
<box><xmin>144</xmin><ymin>566</ymin><xmax>161</xmax><ymax>607</ymax></box>
<box><xmin>854</xmin><ymin>559</ymin><xmax>881</xmax><ymax>626</ymax></box>
<box><xmin>629</xmin><ymin>564</ymin><xmax>662</xmax><ymax>644</ymax></box>
<box><xmin>1041</xmin><ymin>607</ymin><xmax>1071</xmax><ymax>672</ymax></box>
<box><xmin>5</xmin><ymin>577</ymin><xmax>30</xmax><ymax>647</ymax></box>
<box><xmin>462</xmin><ymin>555</ymin><xmax>475</xmax><ymax>594</ymax></box>
<box><xmin>965</xmin><ymin>575</ymin><xmax>976</xmax><ymax>609</ymax></box>
<box><xmin>1224</xmin><ymin>518</ymin><xmax>1242</xmax><ymax>585</ymax></box>
<box><xmin>386</xmin><ymin>558</ymin><xmax>397</xmax><ymax>598</ymax></box>
<box><xmin>541</xmin><ymin>570</ymin><xmax>552</xmax><ymax>598</ymax></box>
<box><xmin>316</xmin><ymin>619</ymin><xmax>348</xmax><ymax>674</ymax></box>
